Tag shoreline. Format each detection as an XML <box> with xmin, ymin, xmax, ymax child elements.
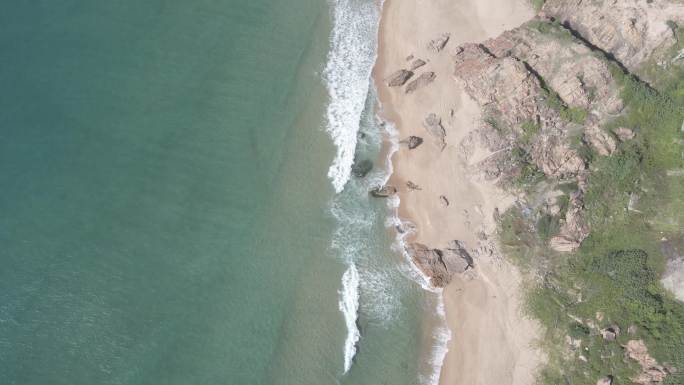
<box><xmin>372</xmin><ymin>1</ymin><xmax>545</xmax><ymax>384</ymax></box>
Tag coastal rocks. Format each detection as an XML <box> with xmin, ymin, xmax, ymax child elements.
<box><xmin>387</xmin><ymin>69</ymin><xmax>414</xmax><ymax>87</ymax></box>
<box><xmin>400</xmin><ymin>135</ymin><xmax>423</xmax><ymax>149</ymax></box>
<box><xmin>405</xmin><ymin>72</ymin><xmax>436</xmax><ymax>94</ymax></box>
<box><xmin>427</xmin><ymin>33</ymin><xmax>450</xmax><ymax>52</ymax></box>
<box><xmin>542</xmin><ymin>0</ymin><xmax>684</xmax><ymax>76</ymax></box>
<box><xmin>585</xmin><ymin>125</ymin><xmax>617</xmax><ymax>156</ymax></box>
<box><xmin>370</xmin><ymin>185</ymin><xmax>397</xmax><ymax>198</ymax></box>
<box><xmin>407</xmin><ymin>240</ymin><xmax>473</xmax><ymax>287</ymax></box>
<box><xmin>407</xmin><ymin>243</ymin><xmax>451</xmax><ymax>287</ymax></box>
<box><xmin>409</xmin><ymin>58</ymin><xmax>427</xmax><ymax>71</ymax></box>
<box><xmin>423</xmin><ymin>113</ymin><xmax>446</xmax><ymax>149</ymax></box>
<box><xmin>623</xmin><ymin>339</ymin><xmax>676</xmax><ymax>384</ymax></box>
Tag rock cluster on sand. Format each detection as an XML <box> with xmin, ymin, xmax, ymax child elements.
<box><xmin>407</xmin><ymin>240</ymin><xmax>473</xmax><ymax>287</ymax></box>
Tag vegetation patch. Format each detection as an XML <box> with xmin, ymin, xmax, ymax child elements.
<box><xmin>500</xmin><ymin>40</ymin><xmax>684</xmax><ymax>385</ymax></box>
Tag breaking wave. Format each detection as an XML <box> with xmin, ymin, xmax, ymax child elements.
<box><xmin>339</xmin><ymin>263</ymin><xmax>361</xmax><ymax>373</ymax></box>
<box><xmin>323</xmin><ymin>0</ymin><xmax>382</xmax><ymax>193</ymax></box>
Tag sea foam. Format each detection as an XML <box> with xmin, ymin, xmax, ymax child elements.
<box><xmin>339</xmin><ymin>263</ymin><xmax>360</xmax><ymax>373</ymax></box>
<box><xmin>323</xmin><ymin>0</ymin><xmax>382</xmax><ymax>193</ymax></box>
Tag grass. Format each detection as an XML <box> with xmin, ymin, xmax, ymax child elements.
<box><xmin>499</xmin><ymin>41</ymin><xmax>684</xmax><ymax>385</ymax></box>
<box><xmin>531</xmin><ymin>0</ymin><xmax>545</xmax><ymax>12</ymax></box>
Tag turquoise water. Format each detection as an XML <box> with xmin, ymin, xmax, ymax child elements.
<box><xmin>0</xmin><ymin>1</ymin><xmax>437</xmax><ymax>384</ymax></box>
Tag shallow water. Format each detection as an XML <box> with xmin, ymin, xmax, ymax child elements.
<box><xmin>0</xmin><ymin>1</ymin><xmax>439</xmax><ymax>384</ymax></box>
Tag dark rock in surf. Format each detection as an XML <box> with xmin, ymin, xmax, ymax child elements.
<box><xmin>351</xmin><ymin>159</ymin><xmax>373</xmax><ymax>178</ymax></box>
<box><xmin>370</xmin><ymin>185</ymin><xmax>397</xmax><ymax>198</ymax></box>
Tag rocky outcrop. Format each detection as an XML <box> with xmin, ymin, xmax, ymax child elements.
<box><xmin>454</xmin><ymin>44</ymin><xmax>550</xmax><ymax>130</ymax></box>
<box><xmin>484</xmin><ymin>20</ymin><xmax>622</xmax><ymax>116</ymax></box>
<box><xmin>405</xmin><ymin>71</ymin><xmax>436</xmax><ymax>94</ymax></box>
<box><xmin>624</xmin><ymin>339</ymin><xmax>676</xmax><ymax>385</ymax></box>
<box><xmin>407</xmin><ymin>240</ymin><xmax>473</xmax><ymax>287</ymax></box>
<box><xmin>542</xmin><ymin>0</ymin><xmax>684</xmax><ymax>75</ymax></box>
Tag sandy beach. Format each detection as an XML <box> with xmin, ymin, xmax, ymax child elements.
<box><xmin>372</xmin><ymin>1</ymin><xmax>545</xmax><ymax>384</ymax></box>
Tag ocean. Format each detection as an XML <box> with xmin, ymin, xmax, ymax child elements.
<box><xmin>0</xmin><ymin>1</ymin><xmax>446</xmax><ymax>384</ymax></box>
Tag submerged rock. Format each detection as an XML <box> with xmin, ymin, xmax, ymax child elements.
<box><xmin>387</xmin><ymin>69</ymin><xmax>414</xmax><ymax>87</ymax></box>
<box><xmin>370</xmin><ymin>185</ymin><xmax>397</xmax><ymax>198</ymax></box>
<box><xmin>351</xmin><ymin>159</ymin><xmax>373</xmax><ymax>178</ymax></box>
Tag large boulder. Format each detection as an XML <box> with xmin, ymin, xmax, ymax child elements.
<box><xmin>400</xmin><ymin>135</ymin><xmax>424</xmax><ymax>149</ymax></box>
<box><xmin>407</xmin><ymin>240</ymin><xmax>473</xmax><ymax>287</ymax></box>
<box><xmin>387</xmin><ymin>69</ymin><xmax>414</xmax><ymax>87</ymax></box>
<box><xmin>407</xmin><ymin>243</ymin><xmax>451</xmax><ymax>287</ymax></box>
<box><xmin>405</xmin><ymin>72</ymin><xmax>436</xmax><ymax>94</ymax></box>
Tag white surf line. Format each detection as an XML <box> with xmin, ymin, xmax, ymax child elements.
<box><xmin>339</xmin><ymin>263</ymin><xmax>360</xmax><ymax>373</ymax></box>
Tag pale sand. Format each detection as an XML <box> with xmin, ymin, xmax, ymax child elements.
<box><xmin>373</xmin><ymin>1</ymin><xmax>545</xmax><ymax>384</ymax></box>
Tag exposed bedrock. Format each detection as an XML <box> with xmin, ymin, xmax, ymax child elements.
<box><xmin>542</xmin><ymin>0</ymin><xmax>684</xmax><ymax>76</ymax></box>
